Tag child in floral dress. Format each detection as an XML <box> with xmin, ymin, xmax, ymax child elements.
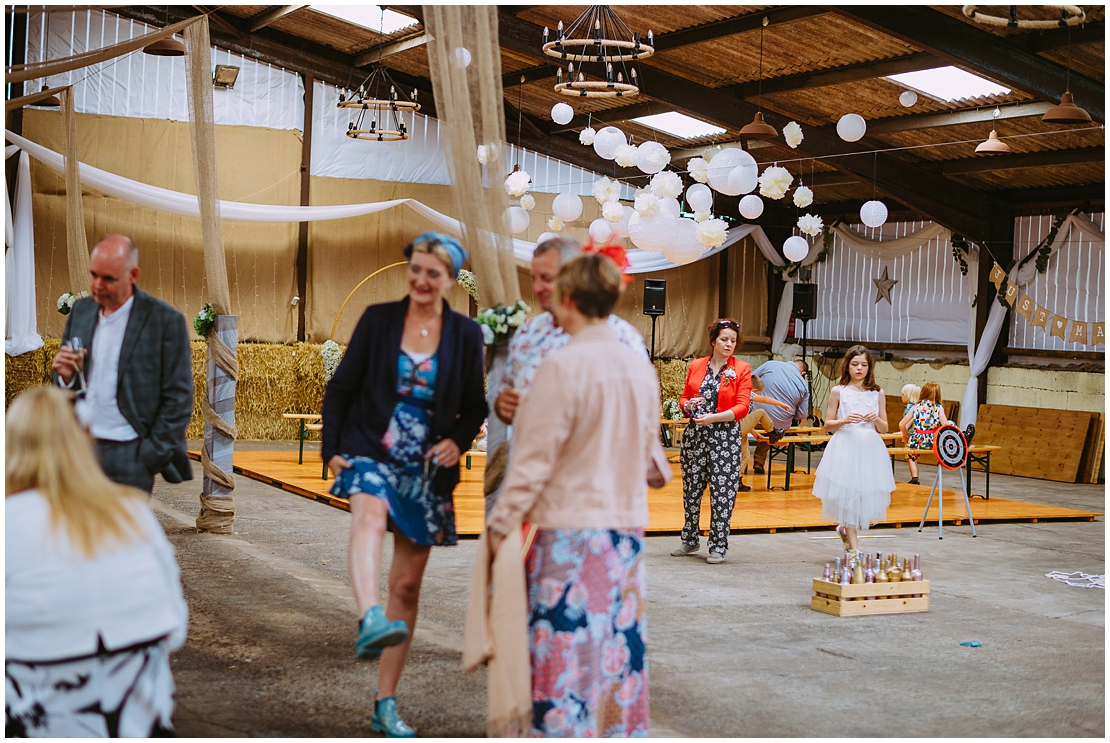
<box><xmin>899</xmin><ymin>382</ymin><xmax>949</xmax><ymax>485</ymax></box>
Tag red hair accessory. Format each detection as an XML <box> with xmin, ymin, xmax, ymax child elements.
<box><xmin>583</xmin><ymin>240</ymin><xmax>634</xmax><ymax>284</ymax></box>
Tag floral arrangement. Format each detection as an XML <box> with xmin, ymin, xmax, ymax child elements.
<box><xmin>547</xmin><ymin>215</ymin><xmax>565</xmax><ymax>232</ymax></box>
<box><xmin>475</xmin><ymin>300</ymin><xmax>530</xmax><ymax>346</ymax></box>
<box><xmin>649</xmin><ymin>171</ymin><xmax>683</xmax><ymax>199</ymax></box>
<box><xmin>519</xmin><ymin>193</ymin><xmax>536</xmax><ymax>212</ymax></box>
<box><xmin>56</xmin><ymin>291</ymin><xmax>86</xmax><ymax>315</ymax></box>
<box><xmin>797</xmin><ymin>213</ymin><xmax>824</xmax><ymax>237</ymax></box>
<box><xmin>758</xmin><ymin>166</ymin><xmax>793</xmax><ymax>200</ymax></box>
<box><xmin>504</xmin><ymin>170</ymin><xmax>531</xmax><ymax>198</ymax></box>
<box><xmin>662</xmin><ymin>397</ymin><xmax>682</xmax><ymax>420</ymax></box>
<box><xmin>634</xmin><ymin>191</ymin><xmax>661</xmax><ymax>218</ymax></box>
<box><xmin>592</xmin><ymin>176</ymin><xmax>621</xmax><ymax>205</ymax></box>
<box><xmin>456</xmin><ymin>268</ymin><xmax>481</xmax><ymax>303</ymax></box>
<box><xmin>721</xmin><ymin>366</ymin><xmax>738</xmax><ymax>386</ymax></box>
<box><xmin>602</xmin><ymin>201</ymin><xmax>625</xmax><ymax>223</ymax></box>
<box><xmin>614</xmin><ymin>143</ymin><xmax>638</xmax><ymax>168</ymax></box>
<box><xmin>696</xmin><ymin>218</ymin><xmax>728</xmax><ymax>249</ymax></box>
<box><xmin>321</xmin><ymin>339</ymin><xmax>343</xmax><ymax>381</ymax></box>
<box><xmin>579</xmin><ymin>127</ymin><xmax>596</xmax><ymax>146</ymax></box>
<box><xmin>193</xmin><ymin>303</ymin><xmax>217</xmax><ymax>338</ymax></box>
<box><xmin>793</xmin><ymin>185</ymin><xmax>814</xmax><ymax>208</ymax></box>
<box><xmin>687</xmin><ymin>157</ymin><xmax>710</xmax><ymax>183</ymax></box>
<box><xmin>783</xmin><ymin>121</ymin><xmax>804</xmax><ymax>149</ymax></box>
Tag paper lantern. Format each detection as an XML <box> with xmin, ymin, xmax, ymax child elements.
<box><xmin>505</xmin><ymin>206</ymin><xmax>530</xmax><ymax>234</ymax></box>
<box><xmin>551</xmin><ymin>102</ymin><xmax>574</xmax><ymax>125</ymax></box>
<box><xmin>727</xmin><ymin>164</ymin><xmax>758</xmax><ymax>195</ymax></box>
<box><xmin>738</xmin><ymin>194</ymin><xmax>764</xmax><ymax>220</ymax></box>
<box><xmin>707</xmin><ymin>147</ymin><xmax>756</xmax><ymax>196</ymax></box>
<box><xmin>860</xmin><ymin>200</ymin><xmax>888</xmax><ymax>228</ymax></box>
<box><xmin>660</xmin><ymin>196</ymin><xmax>681</xmax><ymax>219</ymax></box>
<box><xmin>663</xmin><ymin>218</ymin><xmax>704</xmax><ymax>265</ymax></box>
<box><xmin>783</xmin><ymin>235</ymin><xmax>809</xmax><ymax>262</ymax></box>
<box><xmin>609</xmin><ymin>206</ymin><xmax>634</xmax><ymax>239</ymax></box>
<box><xmin>451</xmin><ymin>47</ymin><xmax>472</xmax><ymax>69</ymax></box>
<box><xmin>836</xmin><ymin>113</ymin><xmax>867</xmax><ymax>143</ymax></box>
<box><xmin>627</xmin><ymin>211</ymin><xmax>678</xmax><ymax>253</ymax></box>
<box><xmin>635</xmin><ymin>141</ymin><xmax>670</xmax><ymax>175</ymax></box>
<box><xmin>536</xmin><ymin>231</ymin><xmax>560</xmax><ymax>244</ymax></box>
<box><xmin>899</xmin><ymin>90</ymin><xmax>918</xmax><ymax>107</ymax></box>
<box><xmin>589</xmin><ymin>218</ymin><xmax>613</xmax><ymax>243</ymax></box>
<box><xmin>552</xmin><ymin>192</ymin><xmax>584</xmax><ymax>222</ymax></box>
<box><xmin>593</xmin><ymin>126</ymin><xmax>626</xmax><ymax>160</ymax></box>
<box><xmin>685</xmin><ymin>183</ymin><xmax>713</xmax><ymax>213</ymax></box>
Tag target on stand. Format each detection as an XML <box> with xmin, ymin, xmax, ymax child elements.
<box><xmin>932</xmin><ymin>424</ymin><xmax>968</xmax><ymax>469</ymax></box>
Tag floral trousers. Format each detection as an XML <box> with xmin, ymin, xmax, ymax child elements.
<box><xmin>679</xmin><ymin>421</ymin><xmax>742</xmax><ymax>555</ymax></box>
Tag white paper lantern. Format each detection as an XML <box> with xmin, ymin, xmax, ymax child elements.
<box><xmin>635</xmin><ymin>141</ymin><xmax>670</xmax><ymax>175</ymax></box>
<box><xmin>738</xmin><ymin>194</ymin><xmax>764</xmax><ymax>220</ymax></box>
<box><xmin>836</xmin><ymin>113</ymin><xmax>867</xmax><ymax>143</ymax></box>
<box><xmin>609</xmin><ymin>205</ymin><xmax>634</xmax><ymax>239</ymax></box>
<box><xmin>589</xmin><ymin>218</ymin><xmax>613</xmax><ymax>243</ymax></box>
<box><xmin>899</xmin><ymin>90</ymin><xmax>918</xmax><ymax>107</ymax></box>
<box><xmin>860</xmin><ymin>199</ymin><xmax>888</xmax><ymax>228</ymax></box>
<box><xmin>593</xmin><ymin>126</ymin><xmax>626</xmax><ymax>160</ymax></box>
<box><xmin>727</xmin><ymin>164</ymin><xmax>759</xmax><ymax>195</ymax></box>
<box><xmin>627</xmin><ymin>211</ymin><xmax>678</xmax><ymax>253</ymax></box>
<box><xmin>451</xmin><ymin>47</ymin><xmax>472</xmax><ymax>68</ymax></box>
<box><xmin>505</xmin><ymin>206</ymin><xmax>530</xmax><ymax>234</ymax></box>
<box><xmin>551</xmin><ymin>102</ymin><xmax>574</xmax><ymax>125</ymax></box>
<box><xmin>551</xmin><ymin>192</ymin><xmax>584</xmax><ymax>222</ymax></box>
<box><xmin>660</xmin><ymin>196</ymin><xmax>681</xmax><ymax>219</ymax></box>
<box><xmin>685</xmin><ymin>183</ymin><xmax>713</xmax><ymax>213</ymax></box>
<box><xmin>783</xmin><ymin>235</ymin><xmax>810</xmax><ymax>262</ymax></box>
<box><xmin>663</xmin><ymin>218</ymin><xmax>704</xmax><ymax>265</ymax></box>
<box><xmin>537</xmin><ymin>231</ymin><xmax>560</xmax><ymax>244</ymax></box>
<box><xmin>707</xmin><ymin>148</ymin><xmax>757</xmax><ymax>196</ymax></box>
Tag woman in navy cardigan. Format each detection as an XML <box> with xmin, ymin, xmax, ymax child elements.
<box><xmin>322</xmin><ymin>232</ymin><xmax>487</xmax><ymax>737</ymax></box>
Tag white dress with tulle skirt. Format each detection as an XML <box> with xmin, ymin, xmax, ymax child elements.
<box><xmin>812</xmin><ymin>385</ymin><xmax>896</xmax><ymax>530</ymax></box>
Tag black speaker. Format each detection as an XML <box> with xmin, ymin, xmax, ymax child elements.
<box><xmin>793</xmin><ymin>283</ymin><xmax>817</xmax><ymax>321</ymax></box>
<box><xmin>643</xmin><ymin>279</ymin><xmax>666</xmax><ymax>316</ymax></box>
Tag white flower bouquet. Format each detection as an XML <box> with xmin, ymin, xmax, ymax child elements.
<box><xmin>475</xmin><ymin>300</ymin><xmax>531</xmax><ymax>346</ymax></box>
<box><xmin>56</xmin><ymin>291</ymin><xmax>82</xmax><ymax>315</ymax></box>
<box><xmin>321</xmin><ymin>339</ymin><xmax>343</xmax><ymax>381</ymax></box>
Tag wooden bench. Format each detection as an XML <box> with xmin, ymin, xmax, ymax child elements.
<box><xmin>763</xmin><ymin>432</ymin><xmax>903</xmax><ymax>491</ymax></box>
<box><xmin>886</xmin><ymin>445</ymin><xmax>1002</xmax><ymax>499</ymax></box>
<box><xmin>282</xmin><ymin>413</ymin><xmax>322</xmax><ymax>464</ymax></box>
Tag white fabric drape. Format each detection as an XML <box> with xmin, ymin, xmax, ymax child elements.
<box><xmin>6</xmin><ymin>151</ymin><xmax>43</xmax><ymax>356</ymax></box>
<box><xmin>765</xmin><ymin>235</ymin><xmax>822</xmax><ymax>358</ymax></box>
<box><xmin>959</xmin><ymin>212</ymin><xmax>1105</xmax><ymax>428</ymax></box>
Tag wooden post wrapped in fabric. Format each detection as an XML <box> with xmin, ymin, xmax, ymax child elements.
<box><xmin>197</xmin><ymin>315</ymin><xmax>237</xmax><ymax>532</ymax></box>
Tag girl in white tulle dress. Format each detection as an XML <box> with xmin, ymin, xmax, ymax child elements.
<box><xmin>813</xmin><ymin>345</ymin><xmax>896</xmax><ymax>555</ymax></box>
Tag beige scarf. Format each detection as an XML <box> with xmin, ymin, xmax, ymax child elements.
<box><xmin>463</xmin><ymin>528</ymin><xmax>531</xmax><ymax>737</ymax></box>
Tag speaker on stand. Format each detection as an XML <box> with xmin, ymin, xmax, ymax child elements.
<box><xmin>643</xmin><ymin>279</ymin><xmax>666</xmax><ymax>362</ymax></box>
<box><xmin>793</xmin><ymin>283</ymin><xmax>817</xmax><ymax>405</ymax></box>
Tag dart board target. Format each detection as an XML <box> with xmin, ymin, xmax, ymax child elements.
<box><xmin>932</xmin><ymin>424</ymin><xmax>968</xmax><ymax>469</ymax></box>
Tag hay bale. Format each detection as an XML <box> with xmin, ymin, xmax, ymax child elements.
<box><xmin>654</xmin><ymin>358</ymin><xmax>689</xmax><ymax>405</ymax></box>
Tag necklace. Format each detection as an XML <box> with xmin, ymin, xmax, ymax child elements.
<box><xmin>411</xmin><ymin>312</ymin><xmax>439</xmax><ymax>338</ymax></box>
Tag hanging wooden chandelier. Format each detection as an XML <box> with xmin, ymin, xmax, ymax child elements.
<box><xmin>337</xmin><ymin>66</ymin><xmax>420</xmax><ymax>142</ymax></box>
<box><xmin>542</xmin><ymin>5</ymin><xmax>653</xmax><ymax>98</ymax></box>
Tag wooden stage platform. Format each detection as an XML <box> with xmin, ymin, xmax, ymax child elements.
<box><xmin>191</xmin><ymin>450</ymin><xmax>1101</xmax><ymax>536</ymax></box>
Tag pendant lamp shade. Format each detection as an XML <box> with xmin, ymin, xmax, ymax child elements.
<box><xmin>974</xmin><ymin>130</ymin><xmax>1011</xmax><ymax>154</ymax></box>
<box><xmin>739</xmin><ymin>111</ymin><xmax>777</xmax><ymax>140</ymax></box>
<box><xmin>35</xmin><ymin>85</ymin><xmax>61</xmax><ymax>108</ymax></box>
<box><xmin>143</xmin><ymin>35</ymin><xmax>186</xmax><ymax>56</ymax></box>
<box><xmin>1041</xmin><ymin>91</ymin><xmax>1092</xmax><ymax>124</ymax></box>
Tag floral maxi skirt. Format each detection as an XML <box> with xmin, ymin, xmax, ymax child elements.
<box><xmin>527</xmin><ymin>529</ymin><xmax>649</xmax><ymax>738</ymax></box>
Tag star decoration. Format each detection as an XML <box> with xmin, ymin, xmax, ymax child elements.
<box><xmin>873</xmin><ymin>266</ymin><xmax>898</xmax><ymax>305</ymax></box>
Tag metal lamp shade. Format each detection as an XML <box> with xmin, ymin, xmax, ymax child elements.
<box><xmin>739</xmin><ymin>112</ymin><xmax>777</xmax><ymax>140</ymax></box>
<box><xmin>1041</xmin><ymin>92</ymin><xmax>1092</xmax><ymax>124</ymax></box>
<box><xmin>974</xmin><ymin>130</ymin><xmax>1011</xmax><ymax>154</ymax></box>
<box><xmin>143</xmin><ymin>36</ymin><xmax>186</xmax><ymax>56</ymax></box>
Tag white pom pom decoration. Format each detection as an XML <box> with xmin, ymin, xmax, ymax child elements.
<box><xmin>609</xmin><ymin>206</ymin><xmax>634</xmax><ymax>239</ymax></box>
<box><xmin>796</xmin><ymin>213</ymin><xmax>824</xmax><ymax>237</ymax></box>
<box><xmin>649</xmin><ymin>171</ymin><xmax>683</xmax><ymax>199</ymax></box>
<box><xmin>537</xmin><ymin>231</ymin><xmax>560</xmax><ymax>245</ymax></box>
<box><xmin>695</xmin><ymin>218</ymin><xmax>728</xmax><ymax>249</ymax></box>
<box><xmin>663</xmin><ymin>218</ymin><xmax>704</xmax><ymax>265</ymax></box>
<box><xmin>551</xmin><ymin>102</ymin><xmax>574</xmax><ymax>126</ymax></box>
<box><xmin>505</xmin><ymin>206</ymin><xmax>530</xmax><ymax>234</ymax></box>
<box><xmin>899</xmin><ymin>90</ymin><xmax>918</xmax><ymax>107</ymax></box>
<box><xmin>685</xmin><ymin>183</ymin><xmax>713</xmax><ymax>213</ymax></box>
<box><xmin>627</xmin><ymin>211</ymin><xmax>678</xmax><ymax>253</ymax></box>
<box><xmin>783</xmin><ymin>121</ymin><xmax>804</xmax><ymax>149</ymax></box>
<box><xmin>593</xmin><ymin>126</ymin><xmax>626</xmax><ymax>160</ymax></box>
<box><xmin>693</xmin><ymin>210</ymin><xmax>710</xmax><ymax>223</ymax></box>
<box><xmin>687</xmin><ymin>157</ymin><xmax>710</xmax><ymax>183</ymax></box>
<box><xmin>579</xmin><ymin>127</ymin><xmax>596</xmax><ymax>146</ymax></box>
<box><xmin>659</xmin><ymin>196</ymin><xmax>681</xmax><ymax>219</ymax></box>
<box><xmin>739</xmin><ymin>194</ymin><xmax>764</xmax><ymax>220</ymax></box>
<box><xmin>634</xmin><ymin>191</ymin><xmax>661</xmax><ymax>218</ymax></box>
<box><xmin>758</xmin><ymin>166</ymin><xmax>793</xmax><ymax>200</ymax></box>
<box><xmin>589</xmin><ymin>218</ymin><xmax>614</xmax><ymax>243</ymax></box>
<box><xmin>836</xmin><ymin>113</ymin><xmax>867</xmax><ymax>143</ymax></box>
<box><xmin>547</xmin><ymin>216</ymin><xmax>565</xmax><ymax>232</ymax></box>
<box><xmin>860</xmin><ymin>199</ymin><xmax>888</xmax><ymax>228</ymax></box>
<box><xmin>793</xmin><ymin>185</ymin><xmax>813</xmax><ymax>208</ymax></box>
<box><xmin>635</xmin><ymin>141</ymin><xmax>671</xmax><ymax>175</ymax></box>
<box><xmin>602</xmin><ymin>201</ymin><xmax>625</xmax><ymax>223</ymax></box>
<box><xmin>552</xmin><ymin>192</ymin><xmax>584</xmax><ymax>222</ymax></box>
<box><xmin>727</xmin><ymin>164</ymin><xmax>758</xmax><ymax>195</ymax></box>
<box><xmin>614</xmin><ymin>143</ymin><xmax>639</xmax><ymax>168</ymax></box>
<box><xmin>520</xmin><ymin>193</ymin><xmax>536</xmax><ymax>212</ymax></box>
<box><xmin>783</xmin><ymin>235</ymin><xmax>810</xmax><ymax>262</ymax></box>
<box><xmin>451</xmin><ymin>47</ymin><xmax>472</xmax><ymax>68</ymax></box>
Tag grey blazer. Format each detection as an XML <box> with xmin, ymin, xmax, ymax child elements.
<box><xmin>59</xmin><ymin>287</ymin><xmax>195</xmax><ymax>484</ymax></box>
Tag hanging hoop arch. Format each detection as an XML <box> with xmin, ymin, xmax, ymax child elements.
<box><xmin>329</xmin><ymin>261</ymin><xmax>408</xmax><ymax>341</ymax></box>
<box><xmin>962</xmin><ymin>5</ymin><xmax>1086</xmax><ymax>29</ymax></box>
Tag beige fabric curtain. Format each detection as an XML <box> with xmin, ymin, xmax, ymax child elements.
<box><xmin>5</xmin><ymin>84</ymin><xmax>70</xmax><ymax>112</ymax></box>
<box><xmin>61</xmin><ymin>89</ymin><xmax>90</xmax><ymax>291</ymax></box>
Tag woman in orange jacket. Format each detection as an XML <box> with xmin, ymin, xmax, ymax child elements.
<box><xmin>670</xmin><ymin>318</ymin><xmax>753</xmax><ymax>564</ymax></box>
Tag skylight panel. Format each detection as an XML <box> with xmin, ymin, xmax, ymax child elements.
<box><xmin>631</xmin><ymin>112</ymin><xmax>726</xmax><ymax>139</ymax></box>
<box><xmin>887</xmin><ymin>66</ymin><xmax>1011</xmax><ymax>102</ymax></box>
<box><xmin>310</xmin><ymin>5</ymin><xmax>418</xmax><ymax>35</ymax></box>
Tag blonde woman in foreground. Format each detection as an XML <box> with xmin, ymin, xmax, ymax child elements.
<box><xmin>5</xmin><ymin>386</ymin><xmax>188</xmax><ymax>738</ymax></box>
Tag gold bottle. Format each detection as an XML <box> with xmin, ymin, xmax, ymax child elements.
<box><xmin>888</xmin><ymin>561</ymin><xmax>903</xmax><ymax>581</ymax></box>
<box><xmin>852</xmin><ymin>562</ymin><xmax>864</xmax><ymax>585</ymax></box>
<box><xmin>875</xmin><ymin>565</ymin><xmax>889</xmax><ymax>583</ymax></box>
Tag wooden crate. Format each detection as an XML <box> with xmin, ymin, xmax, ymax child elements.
<box><xmin>811</xmin><ymin>579</ymin><xmax>930</xmax><ymax>617</ymax></box>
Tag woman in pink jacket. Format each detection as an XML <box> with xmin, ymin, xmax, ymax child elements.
<box><xmin>487</xmin><ymin>252</ymin><xmax>670</xmax><ymax>738</ymax></box>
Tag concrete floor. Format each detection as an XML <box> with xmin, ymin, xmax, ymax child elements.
<box><xmin>155</xmin><ymin>444</ymin><xmax>1104</xmax><ymax>737</ymax></box>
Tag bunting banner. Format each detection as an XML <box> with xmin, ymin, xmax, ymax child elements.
<box><xmin>992</xmin><ymin>262</ymin><xmax>1102</xmax><ymax>346</ymax></box>
<box><xmin>1015</xmin><ymin>294</ymin><xmax>1034</xmax><ymax>320</ymax></box>
<box><xmin>1049</xmin><ymin>315</ymin><xmax>1069</xmax><ymax>339</ymax></box>
<box><xmin>989</xmin><ymin>262</ymin><xmax>1008</xmax><ymax>288</ymax></box>
<box><xmin>1031</xmin><ymin>304</ymin><xmax>1050</xmax><ymax>329</ymax></box>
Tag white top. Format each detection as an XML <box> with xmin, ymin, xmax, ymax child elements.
<box><xmin>5</xmin><ymin>489</ymin><xmax>188</xmax><ymax>662</ymax></box>
<box><xmin>75</xmin><ymin>294</ymin><xmax>140</xmax><ymax>441</ymax></box>
<box><xmin>833</xmin><ymin>385</ymin><xmax>882</xmax><ymax>431</ymax></box>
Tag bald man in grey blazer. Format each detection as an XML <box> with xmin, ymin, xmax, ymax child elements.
<box><xmin>53</xmin><ymin>234</ymin><xmax>194</xmax><ymax>493</ymax></box>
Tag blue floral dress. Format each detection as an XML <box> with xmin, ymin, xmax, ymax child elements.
<box><xmin>329</xmin><ymin>353</ymin><xmax>457</xmax><ymax>546</ymax></box>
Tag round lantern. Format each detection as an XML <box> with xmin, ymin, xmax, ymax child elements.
<box><xmin>635</xmin><ymin>141</ymin><xmax>670</xmax><ymax>175</ymax></box>
<box><xmin>627</xmin><ymin>210</ymin><xmax>678</xmax><ymax>253</ymax></box>
<box><xmin>836</xmin><ymin>113</ymin><xmax>867</xmax><ymax>143</ymax></box>
<box><xmin>593</xmin><ymin>126</ymin><xmax>626</xmax><ymax>160</ymax></box>
<box><xmin>451</xmin><ymin>47</ymin><xmax>472</xmax><ymax>69</ymax></box>
<box><xmin>536</xmin><ymin>231</ymin><xmax>560</xmax><ymax>244</ymax></box>
<box><xmin>685</xmin><ymin>183</ymin><xmax>713</xmax><ymax>213</ymax></box>
<box><xmin>738</xmin><ymin>194</ymin><xmax>764</xmax><ymax>220</ymax></box>
<box><xmin>659</xmin><ymin>196</ymin><xmax>681</xmax><ymax>219</ymax></box>
<box><xmin>609</xmin><ymin>205</ymin><xmax>634</xmax><ymax>239</ymax></box>
<box><xmin>860</xmin><ymin>199</ymin><xmax>888</xmax><ymax>228</ymax></box>
<box><xmin>505</xmin><ymin>206</ymin><xmax>530</xmax><ymax>234</ymax></box>
<box><xmin>783</xmin><ymin>235</ymin><xmax>810</xmax><ymax>262</ymax></box>
<box><xmin>589</xmin><ymin>218</ymin><xmax>613</xmax><ymax>243</ymax></box>
<box><xmin>551</xmin><ymin>192</ymin><xmax>584</xmax><ymax>222</ymax></box>
<box><xmin>727</xmin><ymin>163</ymin><xmax>758</xmax><ymax>195</ymax></box>
<box><xmin>899</xmin><ymin>90</ymin><xmax>918</xmax><ymax>107</ymax></box>
<box><xmin>663</xmin><ymin>218</ymin><xmax>704</xmax><ymax>265</ymax></box>
<box><xmin>707</xmin><ymin>147</ymin><xmax>756</xmax><ymax>196</ymax></box>
<box><xmin>551</xmin><ymin>102</ymin><xmax>574</xmax><ymax>125</ymax></box>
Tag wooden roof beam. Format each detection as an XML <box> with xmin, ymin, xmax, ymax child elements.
<box><xmin>353</xmin><ymin>33</ymin><xmax>428</xmax><ymax>67</ymax></box>
<box><xmin>245</xmin><ymin>5</ymin><xmax>305</xmax><ymax>33</ymax></box>
<box><xmin>938</xmin><ymin>146</ymin><xmax>1105</xmax><ymax>175</ymax></box>
<box><xmin>831</xmin><ymin>6</ymin><xmax>1104</xmax><ymax>123</ymax></box>
<box><xmin>863</xmin><ymin>101</ymin><xmax>1056</xmax><ymax>135</ymax></box>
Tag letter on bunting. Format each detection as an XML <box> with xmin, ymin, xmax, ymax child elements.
<box><xmin>1031</xmin><ymin>305</ymin><xmax>1050</xmax><ymax>329</ymax></box>
<box><xmin>1015</xmin><ymin>295</ymin><xmax>1034</xmax><ymax>320</ymax></box>
<box><xmin>1068</xmin><ymin>321</ymin><xmax>1089</xmax><ymax>345</ymax></box>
